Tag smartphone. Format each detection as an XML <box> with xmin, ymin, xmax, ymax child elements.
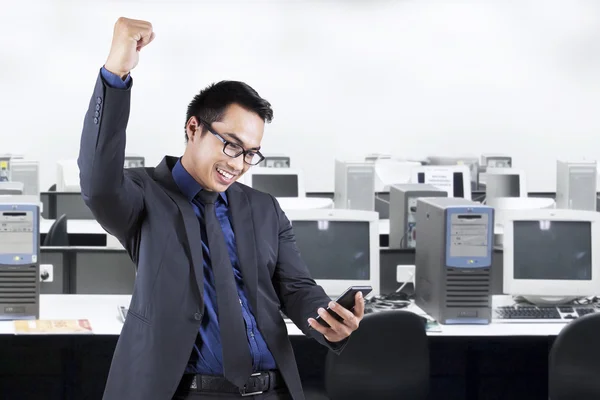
<box><xmin>314</xmin><ymin>285</ymin><xmax>373</xmax><ymax>328</ymax></box>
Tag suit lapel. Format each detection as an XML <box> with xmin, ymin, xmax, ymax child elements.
<box><xmin>153</xmin><ymin>156</ymin><xmax>204</xmax><ymax>298</ymax></box>
<box><xmin>226</xmin><ymin>184</ymin><xmax>259</xmax><ymax>315</ymax></box>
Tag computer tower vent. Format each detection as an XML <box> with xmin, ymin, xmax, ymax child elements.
<box><xmin>445</xmin><ymin>269</ymin><xmax>491</xmax><ymax>308</ymax></box>
<box><xmin>0</xmin><ymin>265</ymin><xmax>37</xmax><ymax>304</ymax></box>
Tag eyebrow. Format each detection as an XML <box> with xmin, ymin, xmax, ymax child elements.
<box><xmin>223</xmin><ymin>132</ymin><xmax>261</xmax><ymax>151</ymax></box>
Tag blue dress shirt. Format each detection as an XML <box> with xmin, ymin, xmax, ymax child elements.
<box><xmin>100</xmin><ymin>66</ymin><xmax>277</xmax><ymax>374</ymax></box>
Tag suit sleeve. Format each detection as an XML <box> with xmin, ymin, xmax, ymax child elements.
<box><xmin>77</xmin><ymin>68</ymin><xmax>145</xmax><ymax>240</ymax></box>
<box><xmin>271</xmin><ymin>196</ymin><xmax>348</xmax><ymax>354</ymax></box>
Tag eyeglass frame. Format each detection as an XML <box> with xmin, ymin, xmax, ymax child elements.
<box><xmin>195</xmin><ymin>117</ymin><xmax>265</xmax><ymax>166</ymax></box>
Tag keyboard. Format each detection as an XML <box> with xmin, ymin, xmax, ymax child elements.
<box><xmin>494</xmin><ymin>305</ymin><xmax>597</xmax><ymax>323</ymax></box>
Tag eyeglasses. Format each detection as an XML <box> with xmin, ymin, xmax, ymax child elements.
<box><xmin>197</xmin><ymin>118</ymin><xmax>265</xmax><ymax>166</ymax></box>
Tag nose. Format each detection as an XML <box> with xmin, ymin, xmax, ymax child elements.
<box><xmin>226</xmin><ymin>154</ymin><xmax>244</xmax><ymax>172</ymax></box>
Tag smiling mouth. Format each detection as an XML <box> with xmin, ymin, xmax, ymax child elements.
<box><xmin>216</xmin><ymin>167</ymin><xmax>236</xmax><ymax>181</ymax></box>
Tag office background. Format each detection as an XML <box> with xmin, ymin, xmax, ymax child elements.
<box><xmin>1</xmin><ymin>0</ymin><xmax>600</xmax><ymax>194</ymax></box>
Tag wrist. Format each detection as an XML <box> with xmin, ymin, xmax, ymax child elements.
<box><xmin>103</xmin><ymin>63</ymin><xmax>129</xmax><ymax>80</ymax></box>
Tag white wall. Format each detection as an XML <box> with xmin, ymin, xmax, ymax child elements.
<box><xmin>1</xmin><ymin>0</ymin><xmax>599</xmax><ymax>192</ymax></box>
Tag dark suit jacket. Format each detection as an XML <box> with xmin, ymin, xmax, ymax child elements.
<box><xmin>78</xmin><ymin>71</ymin><xmax>345</xmax><ymax>400</ymax></box>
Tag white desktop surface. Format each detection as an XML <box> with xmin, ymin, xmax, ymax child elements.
<box><xmin>40</xmin><ymin>219</ymin><xmax>107</xmax><ymax>235</ymax></box>
<box><xmin>0</xmin><ymin>295</ymin><xmax>572</xmax><ymax>337</ymax></box>
<box><xmin>276</xmin><ymin>197</ymin><xmax>333</xmax><ymax>210</ymax></box>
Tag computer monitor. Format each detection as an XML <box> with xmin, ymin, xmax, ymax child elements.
<box><xmin>410</xmin><ymin>165</ymin><xmax>472</xmax><ymax>200</ymax></box>
<box><xmin>503</xmin><ymin>209</ymin><xmax>600</xmax><ymax>304</ymax></box>
<box><xmin>245</xmin><ymin>168</ymin><xmax>304</xmax><ymax>197</ymax></box>
<box><xmin>480</xmin><ymin>168</ymin><xmax>526</xmax><ymax>200</ymax></box>
<box><xmin>124</xmin><ymin>156</ymin><xmax>145</xmax><ymax>169</ymax></box>
<box><xmin>56</xmin><ymin>160</ymin><xmax>80</xmax><ymax>192</ymax></box>
<box><xmin>10</xmin><ymin>160</ymin><xmax>40</xmax><ymax>197</ymax></box>
<box><xmin>0</xmin><ymin>182</ymin><xmax>24</xmax><ymax>195</ymax></box>
<box><xmin>284</xmin><ymin>209</ymin><xmax>380</xmax><ymax>298</ymax></box>
<box><xmin>259</xmin><ymin>155</ymin><xmax>291</xmax><ymax>168</ymax></box>
<box><xmin>427</xmin><ymin>155</ymin><xmax>480</xmax><ymax>190</ymax></box>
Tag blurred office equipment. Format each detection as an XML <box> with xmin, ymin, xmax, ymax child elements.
<box><xmin>0</xmin><ymin>200</ymin><xmax>40</xmax><ymax>319</ymax></box>
<box><xmin>410</xmin><ymin>165</ymin><xmax>472</xmax><ymax>200</ymax></box>
<box><xmin>479</xmin><ymin>168</ymin><xmax>526</xmax><ymax>201</ymax></box>
<box><xmin>285</xmin><ymin>209</ymin><xmax>380</xmax><ymax>297</ymax></box>
<box><xmin>0</xmin><ymin>158</ymin><xmax>9</xmax><ymax>182</ymax></box>
<box><xmin>389</xmin><ymin>184</ymin><xmax>447</xmax><ymax>249</ymax></box>
<box><xmin>0</xmin><ymin>182</ymin><xmax>24</xmax><ymax>195</ymax></box>
<box><xmin>556</xmin><ymin>160</ymin><xmax>597</xmax><ymax>211</ymax></box>
<box><xmin>490</xmin><ymin>197</ymin><xmax>556</xmax><ymax>246</ymax></box>
<box><xmin>259</xmin><ymin>154</ymin><xmax>291</xmax><ymax>168</ymax></box>
<box><xmin>276</xmin><ymin>197</ymin><xmax>333</xmax><ymax>211</ymax></box>
<box><xmin>501</xmin><ymin>209</ymin><xmax>600</xmax><ymax>308</ymax></box>
<box><xmin>10</xmin><ymin>159</ymin><xmax>40</xmax><ymax>197</ymax></box>
<box><xmin>481</xmin><ymin>154</ymin><xmax>512</xmax><ymax>169</ymax></box>
<box><xmin>415</xmin><ymin>197</ymin><xmax>494</xmax><ymax>324</ymax></box>
<box><xmin>373</xmin><ymin>158</ymin><xmax>419</xmax><ymax>192</ymax></box>
<box><xmin>56</xmin><ymin>160</ymin><xmax>80</xmax><ymax>192</ymax></box>
<box><xmin>245</xmin><ymin>168</ymin><xmax>304</xmax><ymax>197</ymax></box>
<box><xmin>334</xmin><ymin>160</ymin><xmax>375</xmax><ymax>211</ymax></box>
<box><xmin>427</xmin><ymin>155</ymin><xmax>480</xmax><ymax>191</ymax></box>
<box><xmin>124</xmin><ymin>155</ymin><xmax>145</xmax><ymax>169</ymax></box>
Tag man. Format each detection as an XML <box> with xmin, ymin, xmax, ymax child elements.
<box><xmin>78</xmin><ymin>17</ymin><xmax>365</xmax><ymax>400</ymax></box>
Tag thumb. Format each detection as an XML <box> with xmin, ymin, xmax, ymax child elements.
<box><xmin>137</xmin><ymin>31</ymin><xmax>156</xmax><ymax>51</ymax></box>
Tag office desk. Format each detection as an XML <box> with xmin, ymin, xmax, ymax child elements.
<box><xmin>0</xmin><ymin>294</ymin><xmax>554</xmax><ymax>399</ymax></box>
<box><xmin>0</xmin><ymin>294</ymin><xmax>571</xmax><ymax>338</ymax></box>
<box><xmin>40</xmin><ymin>219</ymin><xmax>107</xmax><ymax>235</ymax></box>
<box><xmin>39</xmin><ymin>247</ymin><xmax>134</xmax><ymax>295</ymax></box>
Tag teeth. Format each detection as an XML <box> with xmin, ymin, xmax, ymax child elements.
<box><xmin>217</xmin><ymin>168</ymin><xmax>234</xmax><ymax>180</ymax></box>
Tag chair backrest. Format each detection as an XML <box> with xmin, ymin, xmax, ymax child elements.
<box><xmin>43</xmin><ymin>214</ymin><xmax>69</xmax><ymax>246</ymax></box>
<box><xmin>549</xmin><ymin>313</ymin><xmax>600</xmax><ymax>399</ymax></box>
<box><xmin>324</xmin><ymin>310</ymin><xmax>429</xmax><ymax>400</ymax></box>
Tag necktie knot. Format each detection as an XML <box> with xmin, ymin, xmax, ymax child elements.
<box><xmin>196</xmin><ymin>190</ymin><xmax>220</xmax><ymax>205</ymax></box>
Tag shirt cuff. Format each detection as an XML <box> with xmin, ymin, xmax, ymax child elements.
<box><xmin>100</xmin><ymin>66</ymin><xmax>131</xmax><ymax>89</ymax></box>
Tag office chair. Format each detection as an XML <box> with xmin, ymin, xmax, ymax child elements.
<box><xmin>48</xmin><ymin>184</ymin><xmax>56</xmax><ymax>191</ymax></box>
<box><xmin>549</xmin><ymin>313</ymin><xmax>600</xmax><ymax>399</ymax></box>
<box><xmin>322</xmin><ymin>310</ymin><xmax>429</xmax><ymax>400</ymax></box>
<box><xmin>43</xmin><ymin>214</ymin><xmax>69</xmax><ymax>246</ymax></box>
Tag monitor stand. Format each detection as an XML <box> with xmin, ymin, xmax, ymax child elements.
<box><xmin>518</xmin><ymin>295</ymin><xmax>578</xmax><ymax>306</ymax></box>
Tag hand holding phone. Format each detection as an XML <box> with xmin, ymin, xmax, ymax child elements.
<box><xmin>313</xmin><ymin>285</ymin><xmax>372</xmax><ymax>328</ymax></box>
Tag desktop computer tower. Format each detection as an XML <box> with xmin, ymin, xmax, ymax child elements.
<box><xmin>124</xmin><ymin>156</ymin><xmax>145</xmax><ymax>169</ymax></box>
<box><xmin>0</xmin><ymin>201</ymin><xmax>40</xmax><ymax>319</ymax></box>
<box><xmin>10</xmin><ymin>160</ymin><xmax>40</xmax><ymax>197</ymax></box>
<box><xmin>260</xmin><ymin>155</ymin><xmax>291</xmax><ymax>168</ymax></box>
<box><xmin>414</xmin><ymin>197</ymin><xmax>494</xmax><ymax>324</ymax></box>
<box><xmin>389</xmin><ymin>184</ymin><xmax>447</xmax><ymax>249</ymax></box>
<box><xmin>556</xmin><ymin>160</ymin><xmax>597</xmax><ymax>211</ymax></box>
<box><xmin>334</xmin><ymin>160</ymin><xmax>375</xmax><ymax>211</ymax></box>
<box><xmin>481</xmin><ymin>154</ymin><xmax>512</xmax><ymax>169</ymax></box>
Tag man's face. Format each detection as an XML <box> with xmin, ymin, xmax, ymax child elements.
<box><xmin>183</xmin><ymin>103</ymin><xmax>265</xmax><ymax>192</ymax></box>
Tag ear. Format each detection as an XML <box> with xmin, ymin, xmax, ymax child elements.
<box><xmin>186</xmin><ymin>116</ymin><xmax>199</xmax><ymax>141</ymax></box>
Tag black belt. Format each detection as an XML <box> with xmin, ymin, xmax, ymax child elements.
<box><xmin>180</xmin><ymin>370</ymin><xmax>284</xmax><ymax>397</ymax></box>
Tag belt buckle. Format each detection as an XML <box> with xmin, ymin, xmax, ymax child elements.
<box><xmin>239</xmin><ymin>372</ymin><xmax>266</xmax><ymax>397</ymax></box>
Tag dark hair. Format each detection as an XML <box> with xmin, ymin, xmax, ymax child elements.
<box><xmin>184</xmin><ymin>81</ymin><xmax>273</xmax><ymax>142</ymax></box>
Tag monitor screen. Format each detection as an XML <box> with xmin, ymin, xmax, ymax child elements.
<box><xmin>486</xmin><ymin>174</ymin><xmax>520</xmax><ymax>198</ymax></box>
<box><xmin>513</xmin><ymin>220</ymin><xmax>592</xmax><ymax>280</ymax></box>
<box><xmin>252</xmin><ymin>174</ymin><xmax>299</xmax><ymax>197</ymax></box>
<box><xmin>291</xmin><ymin>220</ymin><xmax>370</xmax><ymax>280</ymax></box>
<box><xmin>417</xmin><ymin>171</ymin><xmax>465</xmax><ymax>198</ymax></box>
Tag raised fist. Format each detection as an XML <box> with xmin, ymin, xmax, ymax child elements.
<box><xmin>104</xmin><ymin>17</ymin><xmax>155</xmax><ymax>78</ymax></box>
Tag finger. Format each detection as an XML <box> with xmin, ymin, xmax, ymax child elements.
<box><xmin>319</xmin><ymin>308</ymin><xmax>352</xmax><ymax>337</ymax></box>
<box><xmin>137</xmin><ymin>31</ymin><xmax>155</xmax><ymax>50</ymax></box>
<box><xmin>354</xmin><ymin>292</ymin><xmax>365</xmax><ymax>319</ymax></box>
<box><xmin>307</xmin><ymin>318</ymin><xmax>333</xmax><ymax>336</ymax></box>
<box><xmin>328</xmin><ymin>301</ymin><xmax>355</xmax><ymax>322</ymax></box>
